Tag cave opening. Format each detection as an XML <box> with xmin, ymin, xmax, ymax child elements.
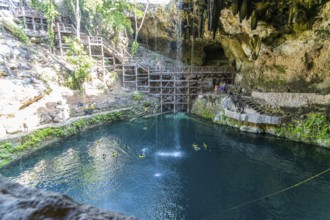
<box><xmin>203</xmin><ymin>43</ymin><xmax>229</xmax><ymax>66</ymax></box>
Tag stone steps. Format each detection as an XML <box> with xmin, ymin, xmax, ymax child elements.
<box><xmin>131</xmin><ymin>107</ymin><xmax>145</xmax><ymax>117</ymax></box>
<box><xmin>239</xmin><ymin>96</ymin><xmax>265</xmax><ymax>114</ymax></box>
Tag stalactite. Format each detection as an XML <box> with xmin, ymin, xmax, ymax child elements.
<box><xmin>239</xmin><ymin>0</ymin><xmax>247</xmax><ymax>22</ymax></box>
<box><xmin>232</xmin><ymin>0</ymin><xmax>239</xmax><ymax>15</ymax></box>
<box><xmin>251</xmin><ymin>9</ymin><xmax>258</xmax><ymax>30</ymax></box>
<box><xmin>288</xmin><ymin>0</ymin><xmax>293</xmax><ymax>24</ymax></box>
<box><xmin>199</xmin><ymin>10</ymin><xmax>205</xmax><ymax>38</ymax></box>
<box><xmin>211</xmin><ymin>0</ymin><xmax>224</xmax><ymax>38</ymax></box>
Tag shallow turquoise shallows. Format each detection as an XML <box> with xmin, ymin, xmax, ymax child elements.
<box><xmin>1</xmin><ymin>114</ymin><xmax>330</xmax><ymax>220</ymax></box>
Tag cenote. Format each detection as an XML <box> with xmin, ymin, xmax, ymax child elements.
<box><xmin>1</xmin><ymin>114</ymin><xmax>330</xmax><ymax>220</ymax></box>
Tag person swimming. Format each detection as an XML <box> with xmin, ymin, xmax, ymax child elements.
<box><xmin>203</xmin><ymin>143</ymin><xmax>207</xmax><ymax>150</ymax></box>
<box><xmin>112</xmin><ymin>152</ymin><xmax>117</xmax><ymax>157</ymax></box>
<box><xmin>192</xmin><ymin>143</ymin><xmax>201</xmax><ymax>151</ymax></box>
<box><xmin>139</xmin><ymin>154</ymin><xmax>145</xmax><ymax>158</ymax></box>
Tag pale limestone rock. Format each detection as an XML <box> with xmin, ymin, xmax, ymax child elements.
<box><xmin>0</xmin><ymin>125</ymin><xmax>6</xmax><ymax>137</ymax></box>
<box><xmin>4</xmin><ymin>118</ymin><xmax>22</xmax><ymax>134</ymax></box>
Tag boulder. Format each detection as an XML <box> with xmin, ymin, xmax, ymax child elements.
<box><xmin>0</xmin><ymin>176</ymin><xmax>137</xmax><ymax>220</ymax></box>
<box><xmin>0</xmin><ymin>65</ymin><xmax>11</xmax><ymax>77</ymax></box>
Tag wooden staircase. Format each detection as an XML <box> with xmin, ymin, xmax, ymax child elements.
<box><xmin>3</xmin><ymin>0</ymin><xmax>236</xmax><ymax>113</ymax></box>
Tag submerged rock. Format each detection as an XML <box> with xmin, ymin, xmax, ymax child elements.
<box><xmin>0</xmin><ymin>176</ymin><xmax>137</xmax><ymax>220</ymax></box>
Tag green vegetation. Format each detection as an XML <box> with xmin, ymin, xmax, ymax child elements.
<box><xmin>131</xmin><ymin>92</ymin><xmax>144</xmax><ymax>101</ymax></box>
<box><xmin>131</xmin><ymin>40</ymin><xmax>139</xmax><ymax>56</ymax></box>
<box><xmin>276</xmin><ymin>113</ymin><xmax>330</xmax><ymax>145</ymax></box>
<box><xmin>1</xmin><ymin>19</ymin><xmax>29</xmax><ymax>44</ymax></box>
<box><xmin>65</xmin><ymin>38</ymin><xmax>96</xmax><ymax>91</ymax></box>
<box><xmin>31</xmin><ymin>0</ymin><xmax>58</xmax><ymax>49</ymax></box>
<box><xmin>0</xmin><ymin>111</ymin><xmax>123</xmax><ymax>168</ymax></box>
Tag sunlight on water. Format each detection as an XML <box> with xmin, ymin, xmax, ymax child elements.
<box><xmin>156</xmin><ymin>151</ymin><xmax>184</xmax><ymax>158</ymax></box>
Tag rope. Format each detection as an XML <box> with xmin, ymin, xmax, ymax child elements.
<box><xmin>204</xmin><ymin>168</ymin><xmax>330</xmax><ymax>219</ymax></box>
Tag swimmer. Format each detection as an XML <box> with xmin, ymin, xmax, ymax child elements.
<box><xmin>139</xmin><ymin>154</ymin><xmax>145</xmax><ymax>158</ymax></box>
<box><xmin>143</xmin><ymin>126</ymin><xmax>147</xmax><ymax>130</ymax></box>
<box><xmin>112</xmin><ymin>152</ymin><xmax>117</xmax><ymax>157</ymax></box>
<box><xmin>192</xmin><ymin>143</ymin><xmax>201</xmax><ymax>151</ymax></box>
<box><xmin>203</xmin><ymin>143</ymin><xmax>207</xmax><ymax>150</ymax></box>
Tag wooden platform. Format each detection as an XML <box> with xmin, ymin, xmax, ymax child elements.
<box><xmin>4</xmin><ymin>0</ymin><xmax>236</xmax><ymax>113</ymax></box>
<box><xmin>123</xmin><ymin>65</ymin><xmax>235</xmax><ymax>113</ymax></box>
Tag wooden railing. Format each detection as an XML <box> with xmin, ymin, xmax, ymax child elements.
<box><xmin>89</xmin><ymin>36</ymin><xmax>103</xmax><ymax>45</ymax></box>
<box><xmin>148</xmin><ymin>66</ymin><xmax>235</xmax><ymax>75</ymax></box>
<box><xmin>15</xmin><ymin>7</ymin><xmax>43</xmax><ymax>18</ymax></box>
<box><xmin>56</xmin><ymin>23</ymin><xmax>76</xmax><ymax>33</ymax></box>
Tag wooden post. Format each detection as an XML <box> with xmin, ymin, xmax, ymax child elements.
<box><xmin>57</xmin><ymin>23</ymin><xmax>63</xmax><ymax>56</ymax></box>
<box><xmin>32</xmin><ymin>17</ymin><xmax>36</xmax><ymax>32</ymax></box>
<box><xmin>187</xmin><ymin>76</ymin><xmax>190</xmax><ymax>113</ymax></box>
<box><xmin>122</xmin><ymin>65</ymin><xmax>125</xmax><ymax>87</ymax></box>
<box><xmin>23</xmin><ymin>17</ymin><xmax>27</xmax><ymax>30</ymax></box>
<box><xmin>148</xmin><ymin>69</ymin><xmax>150</xmax><ymax>93</ymax></box>
<box><xmin>173</xmin><ymin>75</ymin><xmax>176</xmax><ymax>113</ymax></box>
<box><xmin>88</xmin><ymin>36</ymin><xmax>91</xmax><ymax>56</ymax></box>
<box><xmin>160</xmin><ymin>73</ymin><xmax>163</xmax><ymax>113</ymax></box>
<box><xmin>40</xmin><ymin>17</ymin><xmax>44</xmax><ymax>32</ymax></box>
<box><xmin>101</xmin><ymin>38</ymin><xmax>105</xmax><ymax>83</ymax></box>
<box><xmin>134</xmin><ymin>65</ymin><xmax>138</xmax><ymax>92</ymax></box>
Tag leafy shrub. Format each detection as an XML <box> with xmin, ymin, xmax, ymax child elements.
<box><xmin>65</xmin><ymin>38</ymin><xmax>96</xmax><ymax>92</ymax></box>
<box><xmin>131</xmin><ymin>92</ymin><xmax>144</xmax><ymax>101</ymax></box>
<box><xmin>276</xmin><ymin>113</ymin><xmax>330</xmax><ymax>142</ymax></box>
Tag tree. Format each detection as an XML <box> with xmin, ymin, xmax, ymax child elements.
<box><xmin>65</xmin><ymin>37</ymin><xmax>96</xmax><ymax>92</ymax></box>
<box><xmin>31</xmin><ymin>0</ymin><xmax>58</xmax><ymax>50</ymax></box>
<box><xmin>66</xmin><ymin>0</ymin><xmax>81</xmax><ymax>39</ymax></box>
<box><xmin>99</xmin><ymin>0</ymin><xmax>133</xmax><ymax>37</ymax></box>
<box><xmin>132</xmin><ymin>0</ymin><xmax>149</xmax><ymax>42</ymax></box>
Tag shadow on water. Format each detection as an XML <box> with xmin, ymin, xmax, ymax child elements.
<box><xmin>1</xmin><ymin>114</ymin><xmax>330</xmax><ymax>220</ymax></box>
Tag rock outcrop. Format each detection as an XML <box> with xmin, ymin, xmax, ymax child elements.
<box><xmin>0</xmin><ymin>175</ymin><xmax>137</xmax><ymax>220</ymax></box>
<box><xmin>139</xmin><ymin>1</ymin><xmax>330</xmax><ymax>93</ymax></box>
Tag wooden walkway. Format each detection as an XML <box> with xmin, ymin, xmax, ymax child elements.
<box><xmin>4</xmin><ymin>0</ymin><xmax>236</xmax><ymax>113</ymax></box>
<box><xmin>123</xmin><ymin>65</ymin><xmax>235</xmax><ymax>112</ymax></box>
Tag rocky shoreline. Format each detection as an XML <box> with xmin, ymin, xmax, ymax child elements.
<box><xmin>0</xmin><ymin>175</ymin><xmax>137</xmax><ymax>220</ymax></box>
<box><xmin>191</xmin><ymin>93</ymin><xmax>330</xmax><ymax>149</ymax></box>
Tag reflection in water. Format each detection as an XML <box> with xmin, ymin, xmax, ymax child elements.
<box><xmin>1</xmin><ymin>115</ymin><xmax>330</xmax><ymax>220</ymax></box>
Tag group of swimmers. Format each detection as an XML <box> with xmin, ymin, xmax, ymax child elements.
<box><xmin>192</xmin><ymin>142</ymin><xmax>208</xmax><ymax>151</ymax></box>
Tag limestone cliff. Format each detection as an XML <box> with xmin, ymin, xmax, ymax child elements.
<box><xmin>139</xmin><ymin>1</ymin><xmax>330</xmax><ymax>93</ymax></box>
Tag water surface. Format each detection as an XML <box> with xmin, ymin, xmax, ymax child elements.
<box><xmin>1</xmin><ymin>114</ymin><xmax>330</xmax><ymax>220</ymax></box>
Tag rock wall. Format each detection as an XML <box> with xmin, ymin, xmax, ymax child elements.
<box><xmin>0</xmin><ymin>175</ymin><xmax>136</xmax><ymax>220</ymax></box>
<box><xmin>252</xmin><ymin>91</ymin><xmax>330</xmax><ymax>108</ymax></box>
<box><xmin>139</xmin><ymin>1</ymin><xmax>330</xmax><ymax>93</ymax></box>
<box><xmin>218</xmin><ymin>2</ymin><xmax>330</xmax><ymax>93</ymax></box>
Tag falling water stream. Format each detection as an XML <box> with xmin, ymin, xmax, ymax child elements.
<box><xmin>1</xmin><ymin>114</ymin><xmax>330</xmax><ymax>220</ymax></box>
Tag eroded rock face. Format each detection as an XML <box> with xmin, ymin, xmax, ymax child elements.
<box><xmin>139</xmin><ymin>1</ymin><xmax>330</xmax><ymax>92</ymax></box>
<box><xmin>0</xmin><ymin>175</ymin><xmax>137</xmax><ymax>220</ymax></box>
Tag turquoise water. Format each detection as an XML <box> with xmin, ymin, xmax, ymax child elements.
<box><xmin>1</xmin><ymin>114</ymin><xmax>330</xmax><ymax>220</ymax></box>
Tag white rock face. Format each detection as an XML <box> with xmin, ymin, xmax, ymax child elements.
<box><xmin>252</xmin><ymin>92</ymin><xmax>330</xmax><ymax>108</ymax></box>
<box><xmin>0</xmin><ymin>79</ymin><xmax>46</xmax><ymax>114</ymax></box>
